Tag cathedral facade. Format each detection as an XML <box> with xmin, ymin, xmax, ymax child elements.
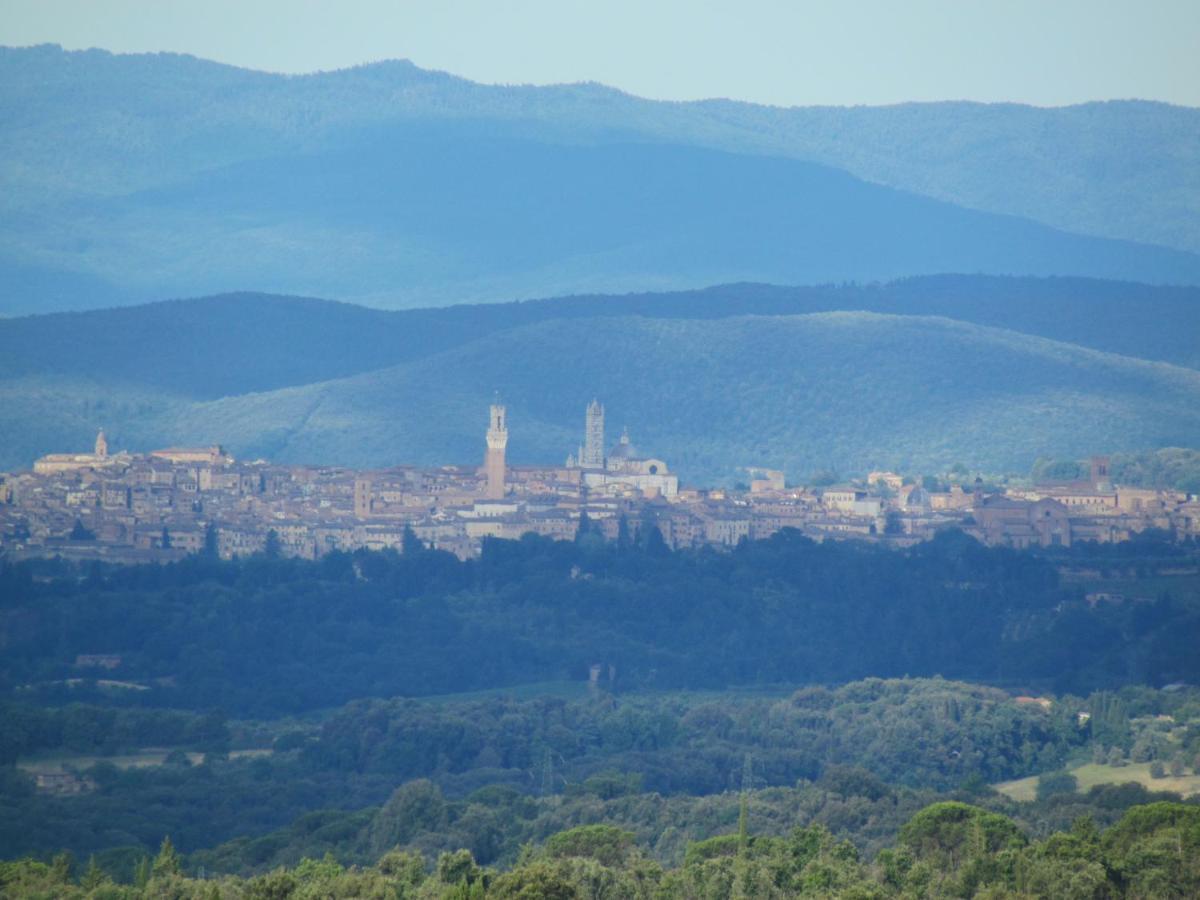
<box><xmin>565</xmin><ymin>402</ymin><xmax>678</xmax><ymax>498</ymax></box>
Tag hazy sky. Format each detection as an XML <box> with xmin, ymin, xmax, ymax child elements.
<box><xmin>2</xmin><ymin>0</ymin><xmax>1198</xmax><ymax>107</ymax></box>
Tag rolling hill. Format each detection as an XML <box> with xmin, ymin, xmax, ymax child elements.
<box><xmin>2</xmin><ymin>276</ymin><xmax>1198</xmax><ymax>404</ymax></box>
<box><xmin>4</xmin><ymin>284</ymin><xmax>1199</xmax><ymax>482</ymax></box>
<box><xmin>3</xmin><ymin>46</ymin><xmax>1200</xmax><ymax>313</ymax></box>
<box><xmin>150</xmin><ymin>313</ymin><xmax>1200</xmax><ymax>481</ymax></box>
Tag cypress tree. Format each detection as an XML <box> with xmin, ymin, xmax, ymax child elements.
<box><xmin>152</xmin><ymin>835</ymin><xmax>182</xmax><ymax>878</ymax></box>
<box><xmin>80</xmin><ymin>856</ymin><xmax>107</xmax><ymax>890</ymax></box>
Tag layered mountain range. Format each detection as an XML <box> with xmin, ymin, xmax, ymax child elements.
<box><xmin>2</xmin><ymin>45</ymin><xmax>1200</xmax><ymax>313</ymax></box>
<box><xmin>2</xmin><ymin>47</ymin><xmax>1198</xmax><ymax>480</ymax></box>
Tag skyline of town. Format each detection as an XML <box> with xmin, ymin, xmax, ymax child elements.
<box><xmin>3</xmin><ymin>398</ymin><xmax>1196</xmax><ymax>568</ymax></box>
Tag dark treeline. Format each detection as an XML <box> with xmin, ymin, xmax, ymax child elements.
<box><xmin>2</xmin><ymin>529</ymin><xmax>1198</xmax><ymax>718</ymax></box>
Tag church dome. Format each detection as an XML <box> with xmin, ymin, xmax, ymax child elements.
<box><xmin>905</xmin><ymin>486</ymin><xmax>931</xmax><ymax>508</ymax></box>
<box><xmin>609</xmin><ymin>427</ymin><xmax>640</xmax><ymax>460</ymax></box>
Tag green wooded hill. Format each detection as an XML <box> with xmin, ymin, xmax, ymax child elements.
<box><xmin>3</xmin><ymin>45</ymin><xmax>1200</xmax><ymax>313</ymax></box>
<box><xmin>5</xmin><ymin>277</ymin><xmax>1200</xmax><ymax>394</ymax></box>
<box><xmin>1</xmin><ymin>277</ymin><xmax>1199</xmax><ymax>480</ymax></box>
<box><xmin>167</xmin><ymin>312</ymin><xmax>1200</xmax><ymax>480</ymax></box>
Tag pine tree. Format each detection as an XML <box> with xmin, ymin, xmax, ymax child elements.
<box><xmin>402</xmin><ymin>525</ymin><xmax>424</xmax><ymax>555</ymax></box>
<box><xmin>643</xmin><ymin>523</ymin><xmax>668</xmax><ymax>555</ymax></box>
<box><xmin>616</xmin><ymin>514</ymin><xmax>631</xmax><ymax>549</ymax></box>
<box><xmin>575</xmin><ymin>510</ymin><xmax>593</xmax><ymax>542</ymax></box>
<box><xmin>202</xmin><ymin>522</ymin><xmax>218</xmax><ymax>557</ymax></box>
<box><xmin>738</xmin><ymin>753</ymin><xmax>752</xmax><ymax>855</ymax></box>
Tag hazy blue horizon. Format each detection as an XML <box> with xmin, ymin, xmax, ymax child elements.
<box><xmin>2</xmin><ymin>0</ymin><xmax>1198</xmax><ymax>108</ymax></box>
<box><xmin>6</xmin><ymin>40</ymin><xmax>1200</xmax><ymax>113</ymax></box>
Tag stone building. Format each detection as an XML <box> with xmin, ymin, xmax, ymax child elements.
<box><xmin>972</xmin><ymin>495</ymin><xmax>1072</xmax><ymax>548</ymax></box>
<box><xmin>151</xmin><ymin>445</ymin><xmax>230</xmax><ymax>465</ymax></box>
<box><xmin>565</xmin><ymin>401</ymin><xmax>679</xmax><ymax>498</ymax></box>
<box><xmin>584</xmin><ymin>428</ymin><xmax>679</xmax><ymax>498</ymax></box>
<box><xmin>33</xmin><ymin>429</ymin><xmax>120</xmax><ymax>474</ymax></box>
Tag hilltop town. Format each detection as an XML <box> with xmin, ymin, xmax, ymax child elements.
<box><xmin>1</xmin><ymin>401</ymin><xmax>1197</xmax><ymax>565</ymax></box>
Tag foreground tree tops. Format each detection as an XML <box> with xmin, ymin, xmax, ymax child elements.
<box><xmin>2</xmin><ymin>801</ymin><xmax>1198</xmax><ymax>898</ymax></box>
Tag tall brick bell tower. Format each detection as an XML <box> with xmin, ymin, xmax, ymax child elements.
<box><xmin>485</xmin><ymin>402</ymin><xmax>508</xmax><ymax>499</ymax></box>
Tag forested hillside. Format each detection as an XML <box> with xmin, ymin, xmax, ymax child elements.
<box><xmin>2</xmin><ymin>530</ymin><xmax>1198</xmax><ymax>888</ymax></box>
<box><xmin>3</xmin><ymin>277</ymin><xmax>1200</xmax><ymax>479</ymax></box>
<box><xmin>5</xmin><ymin>664</ymin><xmax>1200</xmax><ymax>877</ymax></box>
<box><xmin>173</xmin><ymin>312</ymin><xmax>1200</xmax><ymax>478</ymax></box>
<box><xmin>3</xmin><ymin>46</ymin><xmax>1200</xmax><ymax>312</ymax></box>
<box><xmin>3</xmin><ymin>671</ymin><xmax>1200</xmax><ymax>890</ymax></box>
<box><xmin>7</xmin><ymin>311</ymin><xmax>1195</xmax><ymax>481</ymax></box>
<box><xmin>5</xmin><ymin>277</ymin><xmax>1200</xmax><ymax>392</ymax></box>
<box><xmin>3</xmin><ymin>46</ymin><xmax>1198</xmax><ymax>253</ymax></box>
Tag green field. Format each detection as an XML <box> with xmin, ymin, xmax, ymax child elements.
<box><xmin>18</xmin><ymin>747</ymin><xmax>271</xmax><ymax>776</ymax></box>
<box><xmin>995</xmin><ymin>761</ymin><xmax>1200</xmax><ymax>802</ymax></box>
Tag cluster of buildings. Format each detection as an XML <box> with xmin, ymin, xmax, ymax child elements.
<box><xmin>1</xmin><ymin>406</ymin><xmax>1197</xmax><ymax>565</ymax></box>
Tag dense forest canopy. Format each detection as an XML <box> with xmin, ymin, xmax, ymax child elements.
<box><xmin>4</xmin><ymin>529</ymin><xmax>1199</xmax><ymax>718</ymax></box>
<box><xmin>4</xmin><ymin>675</ymin><xmax>1200</xmax><ymax>879</ymax></box>
<box><xmin>0</xmin><ymin>532</ymin><xmax>1198</xmax><ymax>897</ymax></box>
<box><xmin>2</xmin><ymin>784</ymin><xmax>1199</xmax><ymax>897</ymax></box>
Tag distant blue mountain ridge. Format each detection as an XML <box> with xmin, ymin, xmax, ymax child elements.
<box><xmin>1</xmin><ymin>46</ymin><xmax>1199</xmax><ymax>313</ymax></box>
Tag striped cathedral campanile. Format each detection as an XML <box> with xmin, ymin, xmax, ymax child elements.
<box><xmin>583</xmin><ymin>399</ymin><xmax>605</xmax><ymax>468</ymax></box>
<box><xmin>485</xmin><ymin>403</ymin><xmax>508</xmax><ymax>499</ymax></box>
